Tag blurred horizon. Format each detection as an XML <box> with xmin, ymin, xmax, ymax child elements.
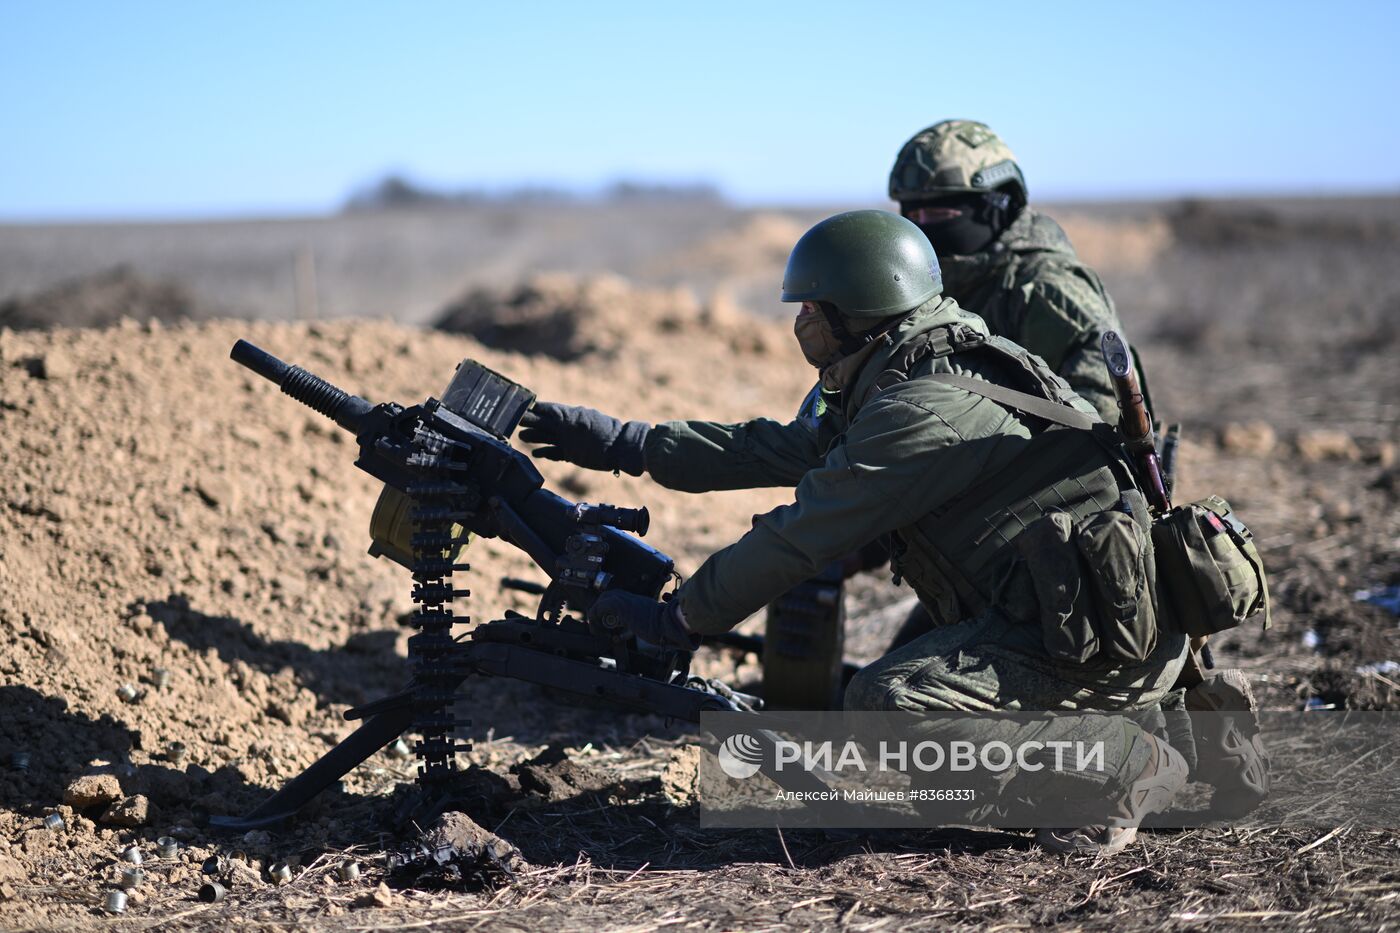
<box><xmin>2</xmin><ymin>1</ymin><xmax>1398</xmax><ymax>222</ymax></box>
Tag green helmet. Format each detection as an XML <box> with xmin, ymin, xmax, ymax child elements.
<box><xmin>888</xmin><ymin>120</ymin><xmax>1028</xmax><ymax>208</ymax></box>
<box><xmin>781</xmin><ymin>210</ymin><xmax>942</xmax><ymax>321</ymax></box>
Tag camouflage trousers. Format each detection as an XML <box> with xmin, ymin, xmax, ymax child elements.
<box><xmin>845</xmin><ymin>606</ymin><xmax>1188</xmax><ymax>810</ymax></box>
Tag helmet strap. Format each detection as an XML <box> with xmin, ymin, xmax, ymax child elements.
<box><xmin>977</xmin><ymin>189</ymin><xmax>1015</xmax><ymax>236</ymax></box>
<box><xmin>817</xmin><ymin>302</ymin><xmax>863</xmax><ymax>356</ymax></box>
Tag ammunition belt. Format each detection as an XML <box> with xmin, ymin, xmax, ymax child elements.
<box><xmin>406</xmin><ymin>431</ymin><xmax>477</xmax><ymax>785</ymax></box>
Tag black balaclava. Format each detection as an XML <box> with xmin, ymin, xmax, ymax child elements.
<box><xmin>903</xmin><ymin>188</ymin><xmax>1018</xmax><ymax>257</ymax></box>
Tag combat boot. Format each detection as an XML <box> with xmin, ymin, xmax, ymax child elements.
<box><xmin>1036</xmin><ymin>731</ymin><xmax>1189</xmax><ymax>856</ymax></box>
<box><xmin>1186</xmin><ymin>669</ymin><xmax>1270</xmax><ymax>818</ymax></box>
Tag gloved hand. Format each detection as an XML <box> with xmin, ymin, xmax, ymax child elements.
<box><xmin>588</xmin><ymin>590</ymin><xmax>698</xmax><ymax>651</ymax></box>
<box><xmin>517</xmin><ymin>402</ymin><xmax>650</xmax><ymax>475</ymax></box>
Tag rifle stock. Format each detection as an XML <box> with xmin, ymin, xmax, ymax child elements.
<box><xmin>1101</xmin><ymin>331</ymin><xmax>1170</xmax><ymax>514</ymax></box>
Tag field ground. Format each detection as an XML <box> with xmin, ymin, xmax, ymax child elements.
<box><xmin>1</xmin><ymin>196</ymin><xmax>1398</xmax><ymax>930</ymax></box>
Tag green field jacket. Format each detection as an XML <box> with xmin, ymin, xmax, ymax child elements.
<box><xmin>939</xmin><ymin>209</ymin><xmax>1129</xmax><ymax>423</ymax></box>
<box><xmin>644</xmin><ymin>299</ymin><xmax>1127</xmax><ymax>635</ymax></box>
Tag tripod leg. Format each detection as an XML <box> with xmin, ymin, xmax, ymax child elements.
<box><xmin>209</xmin><ymin>705</ymin><xmax>417</xmax><ymax>832</ymax></box>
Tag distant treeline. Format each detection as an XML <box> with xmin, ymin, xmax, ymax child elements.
<box><xmin>344</xmin><ymin>173</ymin><xmax>726</xmax><ymax>212</ymax></box>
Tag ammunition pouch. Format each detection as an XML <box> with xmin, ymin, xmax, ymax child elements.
<box><xmin>1015</xmin><ymin>489</ymin><xmax>1159</xmax><ymax>665</ymax></box>
<box><xmin>1014</xmin><ymin>513</ymin><xmax>1098</xmax><ymax>663</ymax></box>
<box><xmin>1078</xmin><ymin>499</ymin><xmax>1158</xmax><ymax>663</ymax></box>
<box><xmin>1150</xmin><ymin>496</ymin><xmax>1270</xmax><ymax>638</ymax></box>
<box><xmin>368</xmin><ymin>485</ymin><xmax>470</xmax><ymax>570</ymax></box>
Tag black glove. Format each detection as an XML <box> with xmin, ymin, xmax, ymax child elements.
<box><xmin>517</xmin><ymin>402</ymin><xmax>650</xmax><ymax>476</ymax></box>
<box><xmin>588</xmin><ymin>590</ymin><xmax>698</xmax><ymax>651</ymax></box>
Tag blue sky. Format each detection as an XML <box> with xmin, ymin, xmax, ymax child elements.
<box><xmin>2</xmin><ymin>1</ymin><xmax>1397</xmax><ymax>220</ymax></box>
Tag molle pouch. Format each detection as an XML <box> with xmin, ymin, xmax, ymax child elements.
<box><xmin>1152</xmin><ymin>496</ymin><xmax>1270</xmax><ymax>637</ymax></box>
<box><xmin>893</xmin><ymin>529</ymin><xmax>963</xmax><ymax>628</ymax></box>
<box><xmin>1014</xmin><ymin>512</ymin><xmax>1100</xmax><ymax>663</ymax></box>
<box><xmin>1075</xmin><ymin>504</ymin><xmax>1158</xmax><ymax>664</ymax></box>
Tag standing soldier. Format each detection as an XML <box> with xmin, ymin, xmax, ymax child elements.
<box><xmin>888</xmin><ymin>119</ymin><xmax>1131</xmax><ymax>423</ymax></box>
<box><xmin>520</xmin><ymin>210</ymin><xmax>1272</xmax><ymax>854</ymax></box>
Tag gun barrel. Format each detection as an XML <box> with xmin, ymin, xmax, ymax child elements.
<box><xmin>230</xmin><ymin>339</ymin><xmax>291</xmax><ymax>383</ymax></box>
<box><xmin>231</xmin><ymin>339</ymin><xmax>374</xmax><ymax>432</ymax></box>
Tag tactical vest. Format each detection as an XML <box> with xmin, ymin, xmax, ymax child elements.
<box><xmin>863</xmin><ymin>323</ymin><xmax>1143</xmax><ymax>630</ymax></box>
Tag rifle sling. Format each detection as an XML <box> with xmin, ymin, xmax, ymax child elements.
<box><xmin>870</xmin><ymin>331</ymin><xmax>1139</xmax><ymax>618</ymax></box>
<box><xmin>928</xmin><ymin>372</ymin><xmax>1139</xmax><ymax>492</ymax></box>
<box><xmin>925</xmin><ymin>373</ymin><xmax>1099</xmax><ymax>432</ymax></box>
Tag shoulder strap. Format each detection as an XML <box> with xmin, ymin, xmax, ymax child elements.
<box><xmin>865</xmin><ymin>322</ymin><xmax>985</xmax><ymax>402</ymax></box>
<box><xmin>926</xmin><ymin>373</ymin><xmax>1097</xmax><ymax>432</ymax></box>
<box><xmin>931</xmin><ymin>369</ymin><xmax>1142</xmax><ymax>496</ymax></box>
<box><xmin>865</xmin><ymin>323</ymin><xmax>1114</xmax><ymax>447</ymax></box>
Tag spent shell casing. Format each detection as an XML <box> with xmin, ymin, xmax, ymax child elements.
<box><xmin>388</xmin><ymin>738</ymin><xmax>412</xmax><ymax>759</ymax></box>
<box><xmin>43</xmin><ymin>813</ymin><xmax>65</xmax><ymax>832</ymax></box>
<box><xmin>120</xmin><ymin>845</ymin><xmax>143</xmax><ymax>865</ymax></box>
<box><xmin>156</xmin><ymin>836</ymin><xmax>179</xmax><ymax>859</ymax></box>
<box><xmin>152</xmin><ymin>667</ymin><xmax>171</xmax><ymax>689</ymax></box>
<box><xmin>119</xmin><ymin>867</ymin><xmax>144</xmax><ymax>890</ymax></box>
<box><xmin>198</xmin><ymin>881</ymin><xmax>226</xmax><ymax>903</ymax></box>
<box><xmin>11</xmin><ymin>752</ymin><xmax>31</xmax><ymax>772</ymax></box>
<box><xmin>268</xmin><ymin>862</ymin><xmax>292</xmax><ymax>884</ymax></box>
<box><xmin>104</xmin><ymin>890</ymin><xmax>128</xmax><ymax>914</ymax></box>
<box><xmin>335</xmin><ymin>862</ymin><xmax>361</xmax><ymax>883</ymax></box>
<box><xmin>117</xmin><ymin>683</ymin><xmax>139</xmax><ymax>703</ymax></box>
<box><xmin>201</xmin><ymin>855</ymin><xmax>224</xmax><ymax>875</ymax></box>
<box><xmin>166</xmin><ymin>742</ymin><xmax>187</xmax><ymax>764</ymax></box>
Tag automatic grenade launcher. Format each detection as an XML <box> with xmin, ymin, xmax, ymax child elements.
<box><xmin>212</xmin><ymin>341</ymin><xmax>797</xmax><ymax>830</ymax></box>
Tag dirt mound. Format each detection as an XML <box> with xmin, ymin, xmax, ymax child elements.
<box><xmin>433</xmin><ymin>272</ymin><xmax>786</xmax><ymax>360</ymax></box>
<box><xmin>0</xmin><ymin>286</ymin><xmax>813</xmax><ymax>926</ymax></box>
<box><xmin>639</xmin><ymin>212</ymin><xmax>809</xmax><ymax>319</ymax></box>
<box><xmin>387</xmin><ymin>810</ymin><xmax>525</xmax><ymax>890</ymax></box>
<box><xmin>658</xmin><ymin>212</ymin><xmax>806</xmax><ymax>279</ymax></box>
<box><xmin>0</xmin><ymin>264</ymin><xmax>206</xmax><ymax>331</ymax></box>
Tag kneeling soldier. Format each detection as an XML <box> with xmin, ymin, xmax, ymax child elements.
<box><xmin>522</xmin><ymin>210</ymin><xmax>1200</xmax><ymax>853</ymax></box>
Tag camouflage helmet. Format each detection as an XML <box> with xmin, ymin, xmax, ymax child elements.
<box><xmin>888</xmin><ymin>120</ymin><xmax>1028</xmax><ymax>207</ymax></box>
<box><xmin>781</xmin><ymin>210</ymin><xmax>942</xmax><ymax>321</ymax></box>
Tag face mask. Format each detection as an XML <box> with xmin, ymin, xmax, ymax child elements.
<box><xmin>917</xmin><ymin>212</ymin><xmax>998</xmax><ymax>256</ymax></box>
<box><xmin>793</xmin><ymin>306</ymin><xmax>844</xmax><ymax>369</ymax></box>
<box><xmin>820</xmin><ymin>339</ymin><xmax>885</xmax><ymax>393</ymax></box>
<box><xmin>904</xmin><ymin>191</ymin><xmax>1014</xmax><ymax>257</ymax></box>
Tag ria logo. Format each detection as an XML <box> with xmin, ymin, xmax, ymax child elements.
<box><xmin>717</xmin><ymin>733</ymin><xmax>764</xmax><ymax>779</ymax></box>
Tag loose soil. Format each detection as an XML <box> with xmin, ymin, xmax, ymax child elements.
<box><xmin>2</xmin><ymin>201</ymin><xmax>1399</xmax><ymax>930</ymax></box>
